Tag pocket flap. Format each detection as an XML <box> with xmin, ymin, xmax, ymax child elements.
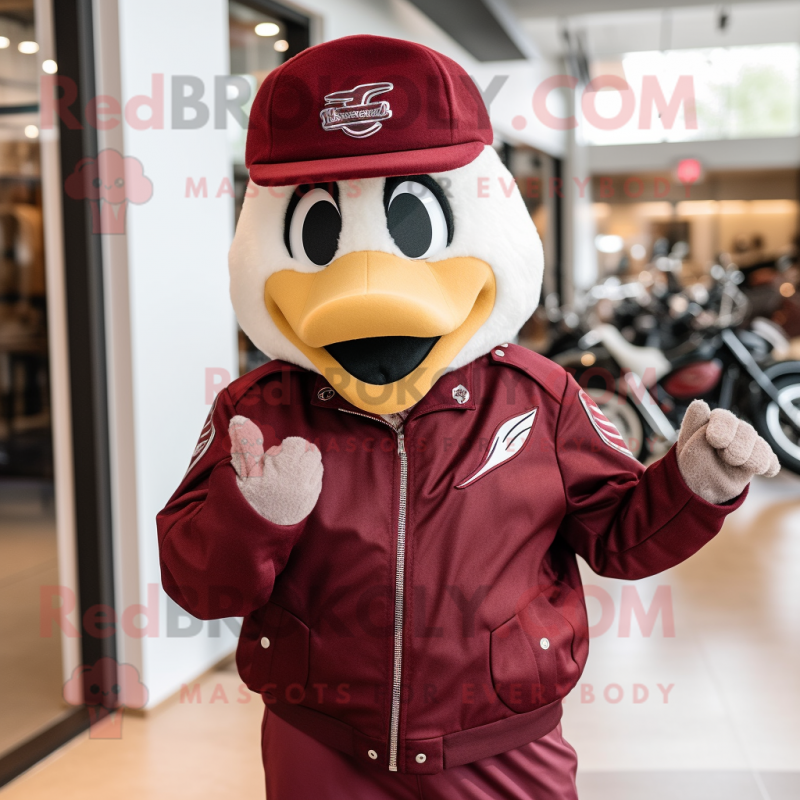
<box><xmin>237</xmin><ymin>604</ymin><xmax>309</xmax><ymax>695</ymax></box>
<box><xmin>490</xmin><ymin>591</ymin><xmax>576</xmax><ymax>713</ymax></box>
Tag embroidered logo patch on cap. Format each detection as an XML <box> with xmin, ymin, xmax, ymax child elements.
<box><xmin>319</xmin><ymin>82</ymin><xmax>393</xmax><ymax>139</ymax></box>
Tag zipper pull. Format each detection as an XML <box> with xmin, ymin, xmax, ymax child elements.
<box><xmin>397</xmin><ymin>433</ymin><xmax>405</xmax><ymax>455</ymax></box>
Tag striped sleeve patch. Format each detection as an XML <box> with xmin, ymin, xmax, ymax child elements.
<box><xmin>185</xmin><ymin>394</ymin><xmax>219</xmax><ymax>476</ymax></box>
<box><xmin>578</xmin><ymin>389</ymin><xmax>635</xmax><ymax>459</ymax></box>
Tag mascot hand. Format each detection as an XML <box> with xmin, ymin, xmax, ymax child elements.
<box><xmin>676</xmin><ymin>400</ymin><xmax>779</xmax><ymax>504</ymax></box>
<box><xmin>229</xmin><ymin>416</ymin><xmax>323</xmax><ymax>525</ymax></box>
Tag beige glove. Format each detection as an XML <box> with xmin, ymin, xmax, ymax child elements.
<box><xmin>229</xmin><ymin>416</ymin><xmax>323</xmax><ymax>525</ymax></box>
<box><xmin>676</xmin><ymin>400</ymin><xmax>780</xmax><ymax>505</ymax></box>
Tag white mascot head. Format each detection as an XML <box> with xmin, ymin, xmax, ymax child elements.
<box><xmin>229</xmin><ymin>35</ymin><xmax>543</xmax><ymax>414</ymax></box>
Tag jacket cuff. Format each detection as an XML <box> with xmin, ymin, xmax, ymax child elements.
<box><xmin>663</xmin><ymin>443</ymin><xmax>749</xmax><ymax>516</ymax></box>
<box><xmin>601</xmin><ymin>446</ymin><xmax>749</xmax><ymax>579</ymax></box>
<box><xmin>160</xmin><ymin>459</ymin><xmax>307</xmax><ymax>619</ymax></box>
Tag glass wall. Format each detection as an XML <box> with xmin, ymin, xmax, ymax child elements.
<box><xmin>586</xmin><ymin>43</ymin><xmax>800</xmax><ymax>146</ymax></box>
<box><xmin>0</xmin><ymin>0</ymin><xmax>62</xmax><ymax>759</ymax></box>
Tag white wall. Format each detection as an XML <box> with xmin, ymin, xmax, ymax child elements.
<box><xmin>95</xmin><ymin>0</ymin><xmax>238</xmax><ymax>707</ymax></box>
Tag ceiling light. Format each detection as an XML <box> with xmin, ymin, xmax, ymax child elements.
<box><xmin>0</xmin><ymin>37</ymin><xmax>9</xmax><ymax>49</ymax></box>
<box><xmin>274</xmin><ymin>39</ymin><xmax>289</xmax><ymax>52</ymax></box>
<box><xmin>18</xmin><ymin>41</ymin><xmax>39</xmax><ymax>54</ymax></box>
<box><xmin>24</xmin><ymin>125</ymin><xmax>39</xmax><ymax>139</ymax></box>
<box><xmin>42</xmin><ymin>59</ymin><xmax>57</xmax><ymax>74</ymax></box>
<box><xmin>595</xmin><ymin>234</ymin><xmax>624</xmax><ymax>254</ymax></box>
<box><xmin>255</xmin><ymin>22</ymin><xmax>280</xmax><ymax>37</ymax></box>
<box><xmin>676</xmin><ymin>158</ymin><xmax>703</xmax><ymax>185</ymax></box>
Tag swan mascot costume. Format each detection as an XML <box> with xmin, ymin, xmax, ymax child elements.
<box><xmin>158</xmin><ymin>35</ymin><xmax>779</xmax><ymax>800</ymax></box>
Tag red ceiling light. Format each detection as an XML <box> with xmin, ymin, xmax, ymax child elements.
<box><xmin>676</xmin><ymin>158</ymin><xmax>703</xmax><ymax>184</ymax></box>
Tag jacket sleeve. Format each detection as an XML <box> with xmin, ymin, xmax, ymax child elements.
<box><xmin>156</xmin><ymin>388</ymin><xmax>307</xmax><ymax>620</ymax></box>
<box><xmin>555</xmin><ymin>375</ymin><xmax>747</xmax><ymax>580</ymax></box>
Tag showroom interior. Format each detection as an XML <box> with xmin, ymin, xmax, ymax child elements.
<box><xmin>0</xmin><ymin>0</ymin><xmax>798</xmax><ymax>797</ymax></box>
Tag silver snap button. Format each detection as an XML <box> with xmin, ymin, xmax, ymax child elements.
<box><xmin>415</xmin><ymin>753</ymin><xmax>426</xmax><ymax>764</ymax></box>
<box><xmin>540</xmin><ymin>637</ymin><xmax>550</xmax><ymax>650</ymax></box>
<box><xmin>260</xmin><ymin>637</ymin><xmax>270</xmax><ymax>649</ymax></box>
<box><xmin>368</xmin><ymin>749</ymin><xmax>378</xmax><ymax>760</ymax></box>
<box><xmin>501</xmin><ymin>343</ymin><xmax>509</xmax><ymax>347</ymax></box>
<box><xmin>494</xmin><ymin>349</ymin><xmax>505</xmax><ymax>357</ymax></box>
<box><xmin>317</xmin><ymin>387</ymin><xmax>335</xmax><ymax>401</ymax></box>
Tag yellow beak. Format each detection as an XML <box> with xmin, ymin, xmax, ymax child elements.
<box><xmin>264</xmin><ymin>250</ymin><xmax>495</xmax><ymax>414</ymax></box>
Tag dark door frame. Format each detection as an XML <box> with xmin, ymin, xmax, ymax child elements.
<box><xmin>553</xmin><ymin>155</ymin><xmax>565</xmax><ymax>304</ymax></box>
<box><xmin>0</xmin><ymin>0</ymin><xmax>116</xmax><ymax>787</ymax></box>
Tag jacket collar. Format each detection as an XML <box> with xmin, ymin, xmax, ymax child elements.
<box><xmin>310</xmin><ymin>361</ymin><xmax>476</xmax><ymax>423</ymax></box>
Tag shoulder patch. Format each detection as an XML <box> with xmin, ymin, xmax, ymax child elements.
<box><xmin>226</xmin><ymin>359</ymin><xmax>306</xmax><ymax>405</ymax></box>
<box><xmin>578</xmin><ymin>389</ymin><xmax>636</xmax><ymax>459</ymax></box>
<box><xmin>489</xmin><ymin>345</ymin><xmax>566</xmax><ymax>402</ymax></box>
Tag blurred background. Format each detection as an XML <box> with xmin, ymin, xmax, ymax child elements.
<box><xmin>0</xmin><ymin>0</ymin><xmax>798</xmax><ymax>798</ymax></box>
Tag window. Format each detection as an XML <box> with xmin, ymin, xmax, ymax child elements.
<box><xmin>585</xmin><ymin>43</ymin><xmax>800</xmax><ymax>145</ymax></box>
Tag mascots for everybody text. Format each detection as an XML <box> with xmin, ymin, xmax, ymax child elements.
<box><xmin>158</xmin><ymin>36</ymin><xmax>779</xmax><ymax>799</ymax></box>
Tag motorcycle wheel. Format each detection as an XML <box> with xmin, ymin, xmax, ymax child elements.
<box><xmin>585</xmin><ymin>387</ymin><xmax>649</xmax><ymax>462</ymax></box>
<box><xmin>753</xmin><ymin>363</ymin><xmax>800</xmax><ymax>475</ymax></box>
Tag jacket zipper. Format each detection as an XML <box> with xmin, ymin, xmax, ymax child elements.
<box><xmin>338</xmin><ymin>409</ymin><xmax>407</xmax><ymax>771</ymax></box>
<box><xmin>388</xmin><ymin>432</ymin><xmax>407</xmax><ymax>771</ymax></box>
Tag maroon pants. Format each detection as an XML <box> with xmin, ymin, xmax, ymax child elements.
<box><xmin>262</xmin><ymin>710</ymin><xmax>579</xmax><ymax>800</ymax></box>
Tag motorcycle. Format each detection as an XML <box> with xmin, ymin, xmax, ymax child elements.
<box><xmin>546</xmin><ymin>269</ymin><xmax>800</xmax><ymax>475</ymax></box>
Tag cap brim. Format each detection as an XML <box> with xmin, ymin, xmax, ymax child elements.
<box><xmin>248</xmin><ymin>141</ymin><xmax>486</xmax><ymax>187</ymax></box>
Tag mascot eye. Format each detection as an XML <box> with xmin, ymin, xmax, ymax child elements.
<box><xmin>384</xmin><ymin>176</ymin><xmax>452</xmax><ymax>260</ymax></box>
<box><xmin>284</xmin><ymin>185</ymin><xmax>341</xmax><ymax>267</ymax></box>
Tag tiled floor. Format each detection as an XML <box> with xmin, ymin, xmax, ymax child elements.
<box><xmin>0</xmin><ymin>484</ymin><xmax>64</xmax><ymax>757</ymax></box>
<box><xmin>577</xmin><ymin>770</ymin><xmax>800</xmax><ymax>800</ymax></box>
<box><xmin>563</xmin><ymin>470</ymin><xmax>800</xmax><ymax>778</ymax></box>
<box><xmin>0</xmin><ymin>662</ymin><xmax>266</xmax><ymax>800</ymax></box>
<box><xmin>2</xmin><ymin>473</ymin><xmax>799</xmax><ymax>799</ymax></box>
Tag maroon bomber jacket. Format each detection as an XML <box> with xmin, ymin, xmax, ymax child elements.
<box><xmin>157</xmin><ymin>345</ymin><xmax>745</xmax><ymax>775</ymax></box>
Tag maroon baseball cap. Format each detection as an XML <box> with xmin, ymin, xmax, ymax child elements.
<box><xmin>245</xmin><ymin>34</ymin><xmax>493</xmax><ymax>187</ymax></box>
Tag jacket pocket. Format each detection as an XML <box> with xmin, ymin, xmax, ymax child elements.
<box><xmin>490</xmin><ymin>588</ymin><xmax>580</xmax><ymax>713</ymax></box>
<box><xmin>237</xmin><ymin>603</ymin><xmax>310</xmax><ymax>696</ymax></box>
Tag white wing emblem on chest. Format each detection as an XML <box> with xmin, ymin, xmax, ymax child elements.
<box><xmin>456</xmin><ymin>408</ymin><xmax>538</xmax><ymax>489</ymax></box>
